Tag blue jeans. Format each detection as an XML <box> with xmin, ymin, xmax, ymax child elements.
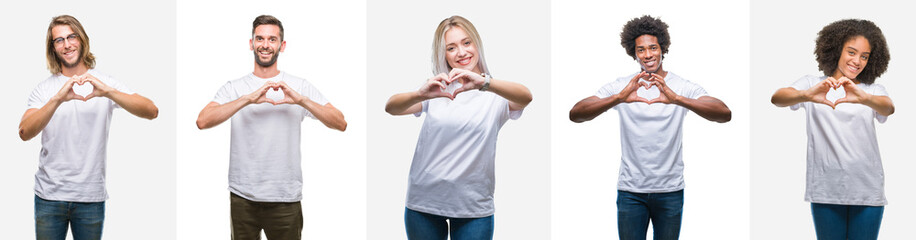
<box><xmin>404</xmin><ymin>208</ymin><xmax>494</xmax><ymax>240</ymax></box>
<box><xmin>617</xmin><ymin>190</ymin><xmax>683</xmax><ymax>240</ymax></box>
<box><xmin>35</xmin><ymin>195</ymin><xmax>105</xmax><ymax>240</ymax></box>
<box><xmin>811</xmin><ymin>203</ymin><xmax>884</xmax><ymax>240</ymax></box>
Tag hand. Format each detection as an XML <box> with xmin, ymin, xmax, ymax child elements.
<box><xmin>418</xmin><ymin>73</ymin><xmax>454</xmax><ymax>100</ymax></box>
<box><xmin>447</xmin><ymin>68</ymin><xmax>486</xmax><ymax>96</ymax></box>
<box><xmin>644</xmin><ymin>73</ymin><xmax>679</xmax><ymax>104</ymax></box>
<box><xmin>245</xmin><ymin>82</ymin><xmax>277</xmax><ymax>105</ymax></box>
<box><xmin>53</xmin><ymin>75</ymin><xmax>89</xmax><ymax>103</ymax></box>
<box><xmin>80</xmin><ymin>73</ymin><xmax>115</xmax><ymax>100</ymax></box>
<box><xmin>834</xmin><ymin>77</ymin><xmax>870</xmax><ymax>106</ymax></box>
<box><xmin>620</xmin><ymin>71</ymin><xmax>650</xmax><ymax>103</ymax></box>
<box><xmin>804</xmin><ymin>78</ymin><xmax>836</xmax><ymax>108</ymax></box>
<box><xmin>273</xmin><ymin>81</ymin><xmax>308</xmax><ymax>105</ymax></box>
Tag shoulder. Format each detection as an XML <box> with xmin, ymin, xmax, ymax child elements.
<box><xmin>281</xmin><ymin>72</ymin><xmax>312</xmax><ymax>86</ymax></box>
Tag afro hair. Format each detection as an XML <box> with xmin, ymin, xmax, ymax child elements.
<box><xmin>815</xmin><ymin>19</ymin><xmax>889</xmax><ymax>84</ymax></box>
<box><xmin>620</xmin><ymin>15</ymin><xmax>670</xmax><ymax>60</ymax></box>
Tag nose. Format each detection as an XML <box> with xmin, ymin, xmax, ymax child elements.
<box><xmin>457</xmin><ymin>46</ymin><xmax>469</xmax><ymax>57</ymax></box>
<box><xmin>851</xmin><ymin>56</ymin><xmax>861</xmax><ymax>66</ymax></box>
<box><xmin>640</xmin><ymin>50</ymin><xmax>652</xmax><ymax>60</ymax></box>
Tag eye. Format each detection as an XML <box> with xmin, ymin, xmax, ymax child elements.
<box><xmin>464</xmin><ymin>41</ymin><xmax>471</xmax><ymax>46</ymax></box>
<box><xmin>67</xmin><ymin>34</ymin><xmax>78</xmax><ymax>41</ymax></box>
<box><xmin>848</xmin><ymin>51</ymin><xmax>855</xmax><ymax>56</ymax></box>
<box><xmin>861</xmin><ymin>55</ymin><xmax>869</xmax><ymax>60</ymax></box>
<box><xmin>53</xmin><ymin>38</ymin><xmax>64</xmax><ymax>44</ymax></box>
<box><xmin>651</xmin><ymin>46</ymin><xmax>658</xmax><ymax>50</ymax></box>
<box><xmin>447</xmin><ymin>47</ymin><xmax>455</xmax><ymax>51</ymax></box>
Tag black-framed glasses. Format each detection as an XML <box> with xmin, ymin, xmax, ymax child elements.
<box><xmin>52</xmin><ymin>34</ymin><xmax>79</xmax><ymax>47</ymax></box>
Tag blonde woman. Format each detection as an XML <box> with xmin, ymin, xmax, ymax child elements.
<box><xmin>385</xmin><ymin>15</ymin><xmax>532</xmax><ymax>239</ymax></box>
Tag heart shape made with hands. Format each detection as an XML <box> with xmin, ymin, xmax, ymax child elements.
<box><xmin>636</xmin><ymin>80</ymin><xmax>660</xmax><ymax>102</ymax></box>
<box><xmin>266</xmin><ymin>86</ymin><xmax>285</xmax><ymax>101</ymax></box>
<box><xmin>444</xmin><ymin>81</ymin><xmax>462</xmax><ymax>96</ymax></box>
<box><xmin>72</xmin><ymin>81</ymin><xmax>94</xmax><ymax>98</ymax></box>
<box><xmin>826</xmin><ymin>86</ymin><xmax>846</xmax><ymax>105</ymax></box>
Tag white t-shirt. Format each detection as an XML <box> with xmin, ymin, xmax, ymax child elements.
<box><xmin>27</xmin><ymin>69</ymin><xmax>134</xmax><ymax>202</ymax></box>
<box><xmin>790</xmin><ymin>75</ymin><xmax>888</xmax><ymax>206</ymax></box>
<box><xmin>406</xmin><ymin>81</ymin><xmax>523</xmax><ymax>218</ymax></box>
<box><xmin>212</xmin><ymin>72</ymin><xmax>328</xmax><ymax>202</ymax></box>
<box><xmin>595</xmin><ymin>72</ymin><xmax>708</xmax><ymax>193</ymax></box>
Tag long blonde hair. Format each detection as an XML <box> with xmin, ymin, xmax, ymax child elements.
<box><xmin>45</xmin><ymin>15</ymin><xmax>95</xmax><ymax>75</ymax></box>
<box><xmin>431</xmin><ymin>15</ymin><xmax>490</xmax><ymax>76</ymax></box>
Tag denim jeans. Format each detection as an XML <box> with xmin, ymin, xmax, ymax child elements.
<box><xmin>34</xmin><ymin>195</ymin><xmax>105</xmax><ymax>240</ymax></box>
<box><xmin>404</xmin><ymin>207</ymin><xmax>494</xmax><ymax>240</ymax></box>
<box><xmin>230</xmin><ymin>193</ymin><xmax>303</xmax><ymax>240</ymax></box>
<box><xmin>617</xmin><ymin>190</ymin><xmax>683</xmax><ymax>240</ymax></box>
<box><xmin>811</xmin><ymin>203</ymin><xmax>884</xmax><ymax>240</ymax></box>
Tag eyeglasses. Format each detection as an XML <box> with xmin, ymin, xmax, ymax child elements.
<box><xmin>52</xmin><ymin>34</ymin><xmax>79</xmax><ymax>47</ymax></box>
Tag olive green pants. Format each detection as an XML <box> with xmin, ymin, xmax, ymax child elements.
<box><xmin>230</xmin><ymin>193</ymin><xmax>303</xmax><ymax>240</ymax></box>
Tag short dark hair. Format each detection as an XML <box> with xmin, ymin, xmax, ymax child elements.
<box><xmin>815</xmin><ymin>19</ymin><xmax>889</xmax><ymax>84</ymax></box>
<box><xmin>252</xmin><ymin>15</ymin><xmax>284</xmax><ymax>41</ymax></box>
<box><xmin>620</xmin><ymin>15</ymin><xmax>670</xmax><ymax>60</ymax></box>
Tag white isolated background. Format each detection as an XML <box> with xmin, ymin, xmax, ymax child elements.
<box><xmin>0</xmin><ymin>0</ymin><xmax>177</xmax><ymax>239</ymax></box>
<box><xmin>367</xmin><ymin>0</ymin><xmax>551</xmax><ymax>239</ymax></box>
<box><xmin>176</xmin><ymin>0</ymin><xmax>366</xmax><ymax>239</ymax></box>
<box><xmin>750</xmin><ymin>0</ymin><xmax>916</xmax><ymax>239</ymax></box>
<box><xmin>552</xmin><ymin>0</ymin><xmax>750</xmax><ymax>239</ymax></box>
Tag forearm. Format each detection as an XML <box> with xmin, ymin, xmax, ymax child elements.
<box><xmin>862</xmin><ymin>95</ymin><xmax>895</xmax><ymax>116</ymax></box>
<box><xmin>196</xmin><ymin>99</ymin><xmax>249</xmax><ymax>129</ymax></box>
<box><xmin>675</xmin><ymin>96</ymin><xmax>731</xmax><ymax>123</ymax></box>
<box><xmin>107</xmin><ymin>91</ymin><xmax>158</xmax><ymax>119</ymax></box>
<box><xmin>385</xmin><ymin>92</ymin><xmax>426</xmax><ymax>115</ymax></box>
<box><xmin>487</xmin><ymin>79</ymin><xmax>532</xmax><ymax>110</ymax></box>
<box><xmin>569</xmin><ymin>95</ymin><xmax>621</xmax><ymax>123</ymax></box>
<box><xmin>771</xmin><ymin>87</ymin><xmax>808</xmax><ymax>107</ymax></box>
<box><xmin>19</xmin><ymin>101</ymin><xmax>62</xmax><ymax>141</ymax></box>
<box><xmin>300</xmin><ymin>100</ymin><xmax>347</xmax><ymax>131</ymax></box>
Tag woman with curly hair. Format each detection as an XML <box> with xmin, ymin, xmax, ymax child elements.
<box><xmin>771</xmin><ymin>19</ymin><xmax>894</xmax><ymax>240</ymax></box>
<box><xmin>385</xmin><ymin>15</ymin><xmax>532</xmax><ymax>240</ymax></box>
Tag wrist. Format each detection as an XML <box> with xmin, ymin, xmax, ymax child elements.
<box><xmin>478</xmin><ymin>73</ymin><xmax>491</xmax><ymax>91</ymax></box>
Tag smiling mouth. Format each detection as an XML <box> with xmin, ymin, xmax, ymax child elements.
<box><xmin>457</xmin><ymin>57</ymin><xmax>472</xmax><ymax>65</ymax></box>
<box><xmin>643</xmin><ymin>59</ymin><xmax>657</xmax><ymax>68</ymax></box>
<box><xmin>63</xmin><ymin>49</ymin><xmax>77</xmax><ymax>57</ymax></box>
<box><xmin>846</xmin><ymin>64</ymin><xmax>859</xmax><ymax>73</ymax></box>
<box><xmin>258</xmin><ymin>49</ymin><xmax>274</xmax><ymax>58</ymax></box>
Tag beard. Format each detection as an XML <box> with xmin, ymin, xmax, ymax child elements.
<box><xmin>58</xmin><ymin>50</ymin><xmax>81</xmax><ymax>69</ymax></box>
<box><xmin>254</xmin><ymin>49</ymin><xmax>280</xmax><ymax>67</ymax></box>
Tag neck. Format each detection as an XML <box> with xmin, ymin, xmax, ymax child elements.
<box><xmin>253</xmin><ymin>63</ymin><xmax>281</xmax><ymax>79</ymax></box>
<box><xmin>61</xmin><ymin>63</ymin><xmax>89</xmax><ymax>77</ymax></box>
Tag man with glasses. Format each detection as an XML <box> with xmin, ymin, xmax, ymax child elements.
<box><xmin>19</xmin><ymin>15</ymin><xmax>158</xmax><ymax>240</ymax></box>
<box><xmin>195</xmin><ymin>15</ymin><xmax>346</xmax><ymax>239</ymax></box>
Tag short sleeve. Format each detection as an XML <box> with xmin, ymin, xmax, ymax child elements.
<box><xmin>594</xmin><ymin>82</ymin><xmax>620</xmax><ymax>99</ymax></box>
<box><xmin>680</xmin><ymin>80</ymin><xmax>708</xmax><ymax>99</ymax></box>
<box><xmin>870</xmin><ymin>84</ymin><xmax>889</xmax><ymax>123</ymax></box>
<box><xmin>413</xmin><ymin>100</ymin><xmax>429</xmax><ymax>117</ymax></box>
<box><xmin>213</xmin><ymin>82</ymin><xmax>236</xmax><ymax>105</ymax></box>
<box><xmin>504</xmin><ymin>97</ymin><xmax>523</xmax><ymax>120</ymax></box>
<box><xmin>26</xmin><ymin>83</ymin><xmax>47</xmax><ymax>109</ymax></box>
<box><xmin>788</xmin><ymin>76</ymin><xmax>815</xmax><ymax>111</ymax></box>
<box><xmin>104</xmin><ymin>76</ymin><xmax>134</xmax><ymax>109</ymax></box>
<box><xmin>299</xmin><ymin>80</ymin><xmax>329</xmax><ymax>119</ymax></box>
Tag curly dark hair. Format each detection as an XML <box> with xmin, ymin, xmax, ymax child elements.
<box><xmin>815</xmin><ymin>19</ymin><xmax>889</xmax><ymax>84</ymax></box>
<box><xmin>620</xmin><ymin>15</ymin><xmax>670</xmax><ymax>60</ymax></box>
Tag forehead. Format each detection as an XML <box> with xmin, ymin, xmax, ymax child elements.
<box><xmin>444</xmin><ymin>26</ymin><xmax>468</xmax><ymax>43</ymax></box>
<box><xmin>635</xmin><ymin>34</ymin><xmax>659</xmax><ymax>46</ymax></box>
<box><xmin>845</xmin><ymin>35</ymin><xmax>871</xmax><ymax>52</ymax></box>
<box><xmin>51</xmin><ymin>25</ymin><xmax>74</xmax><ymax>38</ymax></box>
<box><xmin>253</xmin><ymin>24</ymin><xmax>281</xmax><ymax>37</ymax></box>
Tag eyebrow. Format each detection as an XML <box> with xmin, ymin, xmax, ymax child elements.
<box><xmin>846</xmin><ymin>46</ymin><xmax>870</xmax><ymax>54</ymax></box>
<box><xmin>446</xmin><ymin>37</ymin><xmax>470</xmax><ymax>46</ymax></box>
